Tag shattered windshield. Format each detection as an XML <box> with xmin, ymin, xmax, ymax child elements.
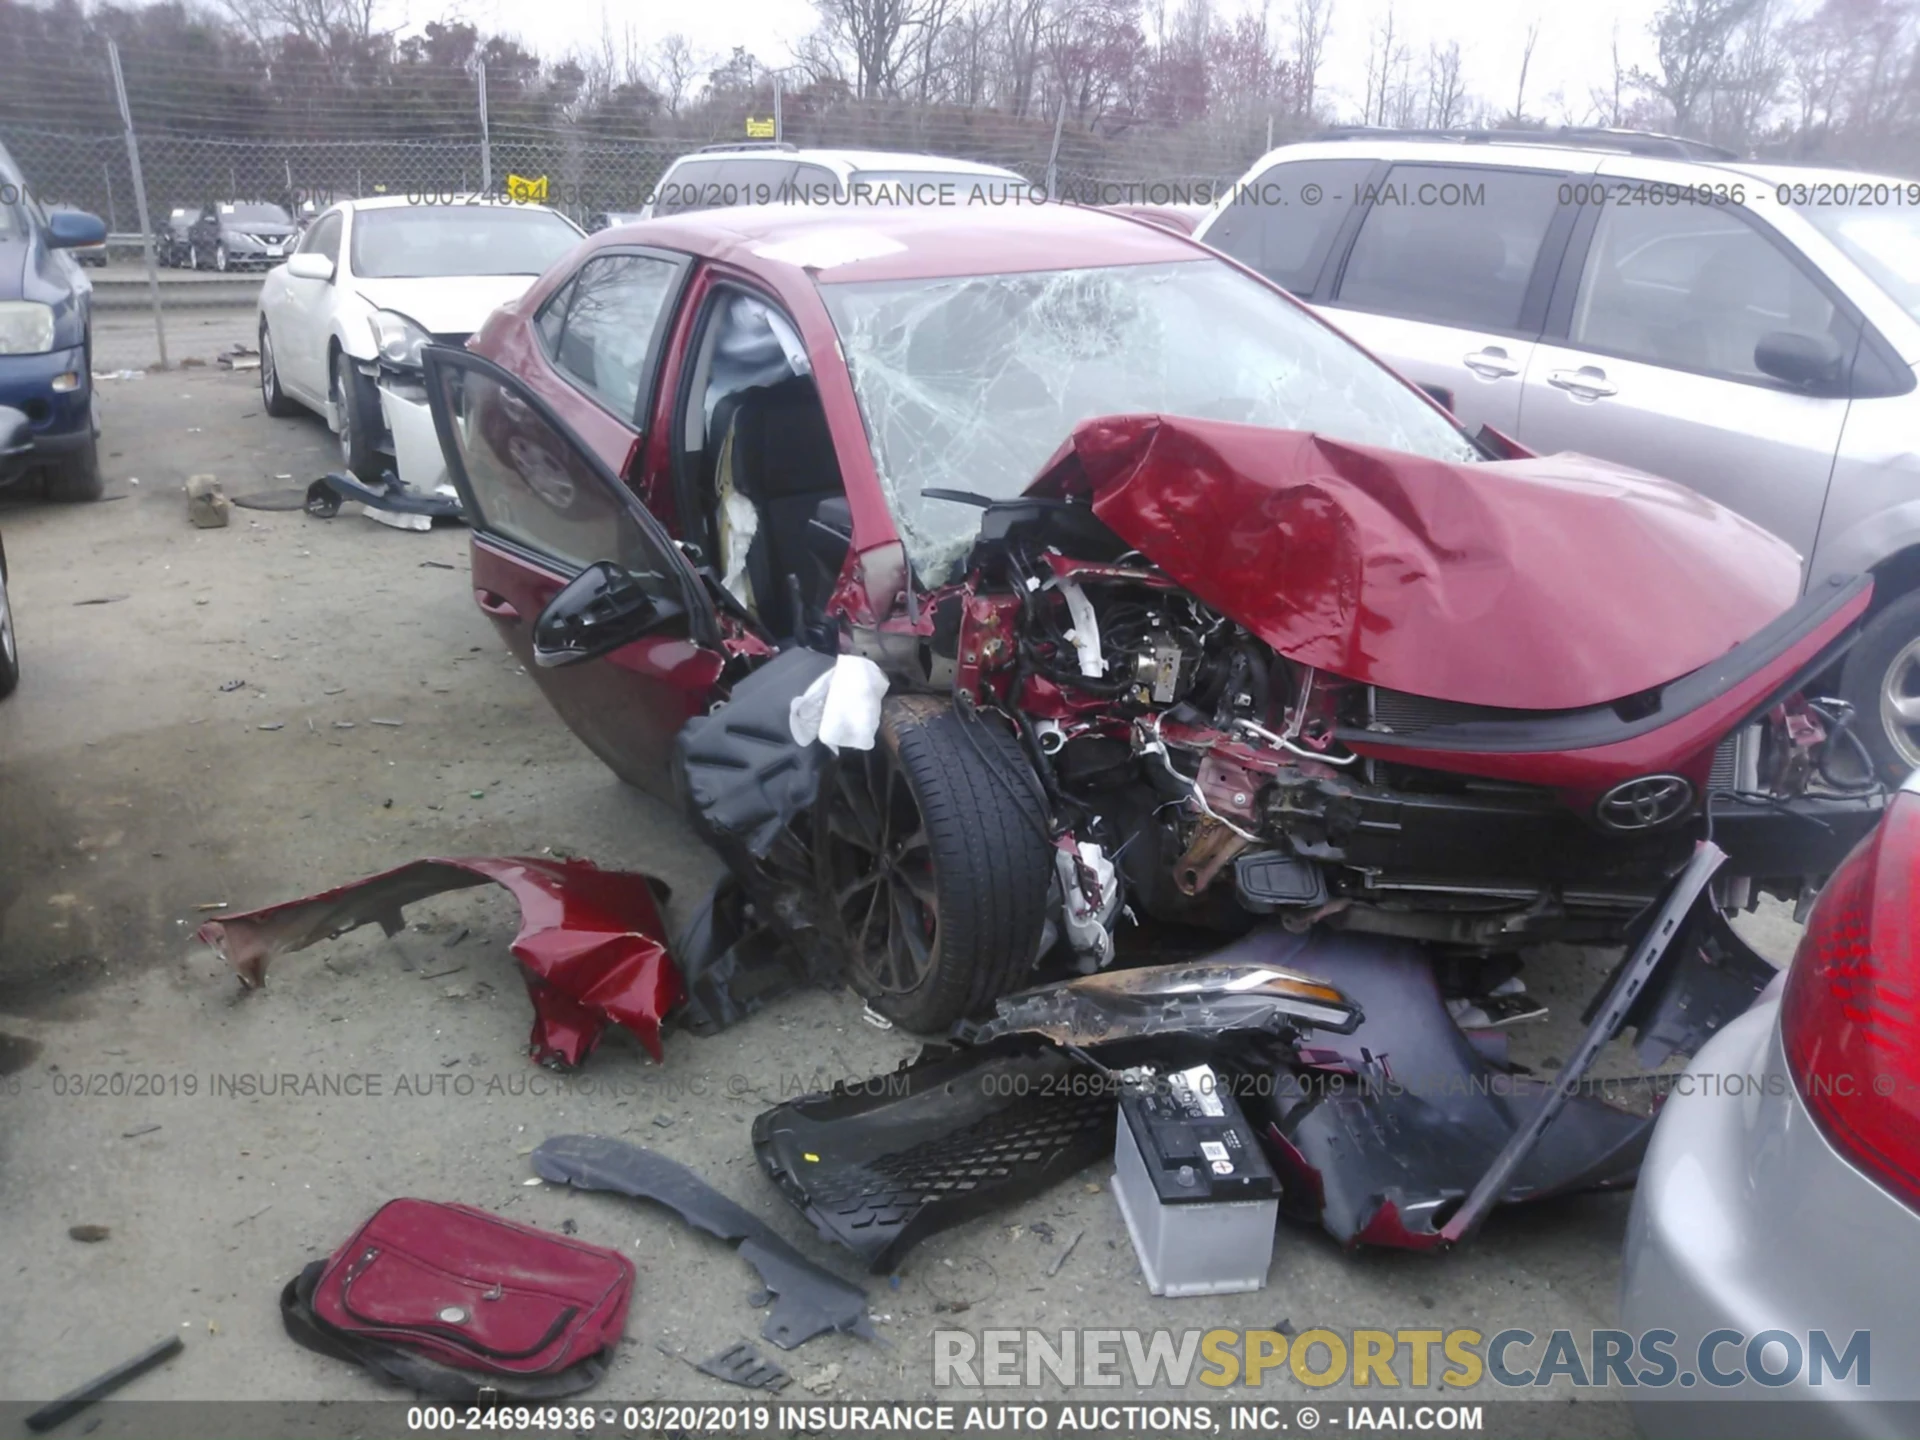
<box><xmin>820</xmin><ymin>259</ymin><xmax>1483</xmax><ymax>583</ymax></box>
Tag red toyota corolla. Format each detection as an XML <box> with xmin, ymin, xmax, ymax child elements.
<box><xmin>423</xmin><ymin>203</ymin><xmax>1881</xmax><ymax>1030</ymax></box>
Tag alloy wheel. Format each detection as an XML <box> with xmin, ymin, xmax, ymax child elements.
<box><xmin>1878</xmin><ymin>634</ymin><xmax>1920</xmax><ymax>769</ymax></box>
<box><xmin>260</xmin><ymin>331</ymin><xmax>276</xmax><ymax>404</ymax></box>
<box><xmin>215</xmin><ymin>244</ymin><xmax>229</xmax><ymax>272</ymax></box>
<box><xmin>821</xmin><ymin>744</ymin><xmax>939</xmax><ymax>997</ymax></box>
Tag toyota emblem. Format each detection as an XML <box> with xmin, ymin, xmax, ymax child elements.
<box><xmin>1595</xmin><ymin>775</ymin><xmax>1695</xmax><ymax>831</ymax></box>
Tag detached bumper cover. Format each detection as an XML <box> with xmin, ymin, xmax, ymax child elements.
<box><xmin>198</xmin><ymin>857</ymin><xmax>684</xmax><ymax>1067</ymax></box>
<box><xmin>379</xmin><ymin>378</ymin><xmax>454</xmax><ymax>498</ymax></box>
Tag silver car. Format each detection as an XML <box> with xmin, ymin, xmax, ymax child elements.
<box><xmin>1196</xmin><ymin>129</ymin><xmax>1920</xmax><ymax>786</ymax></box>
<box><xmin>1620</xmin><ymin>770</ymin><xmax>1920</xmax><ymax>1437</ymax></box>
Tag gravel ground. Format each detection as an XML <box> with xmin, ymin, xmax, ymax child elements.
<box><xmin>0</xmin><ymin>366</ymin><xmax>1801</xmax><ymax>1429</ymax></box>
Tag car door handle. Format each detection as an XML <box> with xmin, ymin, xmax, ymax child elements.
<box><xmin>475</xmin><ymin>589</ymin><xmax>521</xmax><ymax>622</ymax></box>
<box><xmin>1547</xmin><ymin>367</ymin><xmax>1618</xmax><ymax>400</ymax></box>
<box><xmin>1462</xmin><ymin>347</ymin><xmax>1521</xmax><ymax>379</ymax></box>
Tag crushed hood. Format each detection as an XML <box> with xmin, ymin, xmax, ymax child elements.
<box><xmin>355</xmin><ymin>274</ymin><xmax>540</xmax><ymax>336</ymax></box>
<box><xmin>1032</xmin><ymin>414</ymin><xmax>1805</xmax><ymax>712</ymax></box>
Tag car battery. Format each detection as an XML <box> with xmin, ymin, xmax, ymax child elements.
<box><xmin>1112</xmin><ymin>1064</ymin><xmax>1279</xmax><ymax>1297</ymax></box>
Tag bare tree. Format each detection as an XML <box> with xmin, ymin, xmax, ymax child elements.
<box><xmin>221</xmin><ymin>0</ymin><xmax>383</xmax><ymax>71</ymax></box>
<box><xmin>1705</xmin><ymin>0</ymin><xmax>1786</xmax><ymax>148</ymax></box>
<box><xmin>1361</xmin><ymin>0</ymin><xmax>1404</xmax><ymax>125</ymax></box>
<box><xmin>1508</xmin><ymin>17</ymin><xmax>1541</xmax><ymax>122</ymax></box>
<box><xmin>1290</xmin><ymin>0</ymin><xmax>1332</xmax><ymax>121</ymax></box>
<box><xmin>809</xmin><ymin>0</ymin><xmax>951</xmax><ymax>98</ymax></box>
<box><xmin>1635</xmin><ymin>0</ymin><xmax>1761</xmax><ymax>134</ymax></box>
<box><xmin>1424</xmin><ymin>39</ymin><xmax>1465</xmax><ymax>127</ymax></box>
<box><xmin>648</xmin><ymin>34</ymin><xmax>706</xmax><ymax>117</ymax></box>
<box><xmin>1589</xmin><ymin>22</ymin><xmax>1631</xmax><ymax>125</ymax></box>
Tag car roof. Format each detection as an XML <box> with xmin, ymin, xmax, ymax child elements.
<box><xmin>678</xmin><ymin>147</ymin><xmax>1024</xmax><ymax>180</ymax></box>
<box><xmin>618</xmin><ymin>202</ymin><xmax>1198</xmax><ymax>283</ymax></box>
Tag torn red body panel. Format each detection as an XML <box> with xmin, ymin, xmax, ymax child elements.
<box><xmin>1034</xmin><ymin>414</ymin><xmax>1804</xmax><ymax>712</ymax></box>
<box><xmin>198</xmin><ymin>858</ymin><xmax>684</xmax><ymax>1068</ymax></box>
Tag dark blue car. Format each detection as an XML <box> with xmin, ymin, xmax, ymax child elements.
<box><xmin>0</xmin><ymin>139</ymin><xmax>106</xmax><ymax>501</ymax></box>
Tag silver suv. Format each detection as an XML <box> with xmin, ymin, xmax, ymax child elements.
<box><xmin>1196</xmin><ymin>128</ymin><xmax>1920</xmax><ymax>782</ymax></box>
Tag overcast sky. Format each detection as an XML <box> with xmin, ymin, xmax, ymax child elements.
<box><xmin>436</xmin><ymin>0</ymin><xmax>1670</xmax><ymax>126</ymax></box>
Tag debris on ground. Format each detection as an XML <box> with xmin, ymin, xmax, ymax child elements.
<box><xmin>197</xmin><ymin>858</ymin><xmax>683</xmax><ymax>1067</ymax></box>
<box><xmin>1046</xmin><ymin>1230</ymin><xmax>1083</xmax><ymax>1277</ymax></box>
<box><xmin>72</xmin><ymin>594</ymin><xmax>129</xmax><ymax>606</ymax></box>
<box><xmin>1114</xmin><ymin>1063</ymin><xmax>1279</xmax><ymax>1297</ymax></box>
<box><xmin>230</xmin><ymin>487</ymin><xmax>311</xmax><ymax>512</ymax></box>
<box><xmin>186</xmin><ymin>473</ymin><xmax>230</xmax><ymax>528</ymax></box>
<box><xmin>799</xmin><ymin>1362</ymin><xmax>841</xmax><ymax>1394</ymax></box>
<box><xmin>531</xmin><ymin>1135</ymin><xmax>873</xmax><ymax>1350</ymax></box>
<box><xmin>305</xmin><ymin>471</ymin><xmax>463</xmax><ymax>531</ymax></box>
<box><xmin>660</xmin><ymin>1340</ymin><xmax>792</xmax><ymax>1393</ymax></box>
<box><xmin>216</xmin><ymin>345</ymin><xmax>260</xmax><ymax>371</ymax></box>
<box><xmin>281</xmin><ymin>1199</ymin><xmax>630</xmax><ymax>1401</ymax></box>
<box><xmin>24</xmin><ymin>1336</ymin><xmax>183</xmax><ymax>1433</ymax></box>
<box><xmin>754</xmin><ymin>1045</ymin><xmax>1115</xmax><ymax>1273</ymax></box>
<box><xmin>67</xmin><ymin>1225</ymin><xmax>111</xmax><ymax>1243</ymax></box>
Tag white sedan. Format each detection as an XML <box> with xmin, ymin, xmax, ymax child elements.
<box><xmin>256</xmin><ymin>196</ymin><xmax>585</xmax><ymax>500</ymax></box>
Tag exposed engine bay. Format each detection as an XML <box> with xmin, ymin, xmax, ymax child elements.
<box><xmin>889</xmin><ymin>487</ymin><xmax>1880</xmax><ymax>968</ymax></box>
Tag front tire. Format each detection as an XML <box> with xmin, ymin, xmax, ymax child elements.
<box><xmin>817</xmin><ymin>697</ymin><xmax>1053</xmax><ymax>1032</ymax></box>
<box><xmin>259</xmin><ymin>322</ymin><xmax>299</xmax><ymax>417</ymax></box>
<box><xmin>1840</xmin><ymin>589</ymin><xmax>1920</xmax><ymax>784</ymax></box>
<box><xmin>44</xmin><ymin>431</ymin><xmax>103</xmax><ymax>503</ymax></box>
<box><xmin>215</xmin><ymin>243</ymin><xmax>229</xmax><ymax>273</ymax></box>
<box><xmin>331</xmin><ymin>350</ymin><xmax>380</xmax><ymax>483</ymax></box>
<box><xmin>0</xmin><ymin>537</ymin><xmax>18</xmax><ymax>700</ymax></box>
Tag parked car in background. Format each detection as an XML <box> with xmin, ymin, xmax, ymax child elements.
<box><xmin>1622</xmin><ymin>768</ymin><xmax>1920</xmax><ymax>1434</ymax></box>
<box><xmin>640</xmin><ymin>143</ymin><xmax>1028</xmax><ymax>218</ymax></box>
<box><xmin>0</xmin><ymin>406</ymin><xmax>29</xmax><ymax>697</ymax></box>
<box><xmin>422</xmin><ymin>203</ymin><xmax>1878</xmax><ymax>1030</ymax></box>
<box><xmin>1196</xmin><ymin>127</ymin><xmax>1920</xmax><ymax>785</ymax></box>
<box><xmin>155</xmin><ymin>206</ymin><xmax>195</xmax><ymax>267</ymax></box>
<box><xmin>256</xmin><ymin>195</ymin><xmax>584</xmax><ymax>490</ymax></box>
<box><xmin>46</xmin><ymin>206</ymin><xmax>107</xmax><ymax>266</ymax></box>
<box><xmin>0</xmin><ymin>139</ymin><xmax>104</xmax><ymax>500</ymax></box>
<box><xmin>585</xmin><ymin>210</ymin><xmax>646</xmax><ymax>233</ymax></box>
<box><xmin>188</xmin><ymin>200</ymin><xmax>296</xmax><ymax>271</ymax></box>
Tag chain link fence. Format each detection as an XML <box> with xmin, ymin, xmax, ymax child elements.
<box><xmin>4</xmin><ymin>45</ymin><xmax>1287</xmax><ymax>368</ymax></box>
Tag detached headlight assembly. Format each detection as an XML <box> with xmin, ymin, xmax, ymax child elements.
<box><xmin>0</xmin><ymin>301</ymin><xmax>56</xmax><ymax>355</ymax></box>
<box><xmin>369</xmin><ymin>310</ymin><xmax>430</xmax><ymax>369</ymax></box>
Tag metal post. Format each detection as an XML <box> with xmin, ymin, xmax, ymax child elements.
<box><xmin>101</xmin><ymin>162</ymin><xmax>117</xmax><ymax>232</ymax></box>
<box><xmin>477</xmin><ymin>64</ymin><xmax>491</xmax><ymax>192</ymax></box>
<box><xmin>773</xmin><ymin>72</ymin><xmax>784</xmax><ymax>142</ymax></box>
<box><xmin>107</xmin><ymin>40</ymin><xmax>166</xmax><ymax>368</ymax></box>
<box><xmin>1044</xmin><ymin>97</ymin><xmax>1066</xmax><ymax>201</ymax></box>
<box><xmin>1266</xmin><ymin>114</ymin><xmax>1274</xmax><ymax>151</ymax></box>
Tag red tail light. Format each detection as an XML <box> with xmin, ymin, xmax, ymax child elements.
<box><xmin>1780</xmin><ymin>784</ymin><xmax>1920</xmax><ymax>1211</ymax></box>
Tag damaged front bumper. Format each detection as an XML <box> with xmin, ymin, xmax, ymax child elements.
<box><xmin>198</xmin><ymin>857</ymin><xmax>683</xmax><ymax>1068</ymax></box>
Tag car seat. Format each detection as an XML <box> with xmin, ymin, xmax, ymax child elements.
<box><xmin>709</xmin><ymin>375</ymin><xmax>851</xmax><ymax>640</ymax></box>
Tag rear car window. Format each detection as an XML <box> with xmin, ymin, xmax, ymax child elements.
<box><xmin>1336</xmin><ymin>165</ymin><xmax>1564</xmax><ymax>332</ymax></box>
<box><xmin>1203</xmin><ymin>158</ymin><xmax>1377</xmax><ymax>294</ymax></box>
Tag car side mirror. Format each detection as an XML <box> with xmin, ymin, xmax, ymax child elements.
<box><xmin>532</xmin><ymin>561</ymin><xmax>681</xmax><ymax>667</ymax></box>
<box><xmin>285</xmin><ymin>252</ymin><xmax>334</xmax><ymax>282</ymax></box>
<box><xmin>1755</xmin><ymin>330</ymin><xmax>1845</xmax><ymax>391</ymax></box>
<box><xmin>46</xmin><ymin>209</ymin><xmax>106</xmax><ymax>250</ymax></box>
<box><xmin>0</xmin><ymin>405</ymin><xmax>31</xmax><ymax>457</ymax></box>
